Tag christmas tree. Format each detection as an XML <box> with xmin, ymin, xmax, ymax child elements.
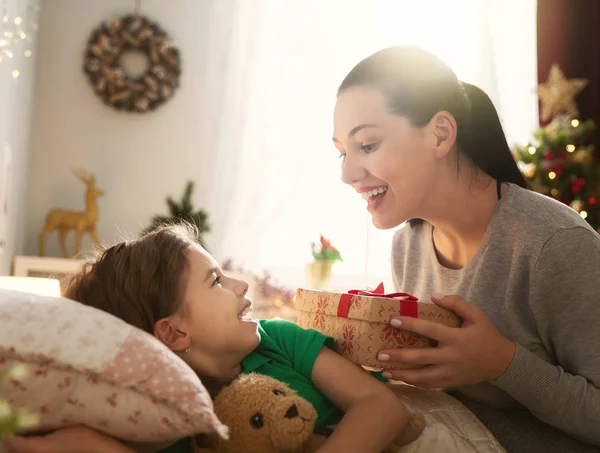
<box><xmin>513</xmin><ymin>64</ymin><xmax>600</xmax><ymax>231</ymax></box>
<box><xmin>143</xmin><ymin>181</ymin><xmax>211</xmax><ymax>247</ymax></box>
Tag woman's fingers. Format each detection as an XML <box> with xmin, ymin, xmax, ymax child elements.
<box><xmin>378</xmin><ymin>346</ymin><xmax>443</xmax><ymax>365</ymax></box>
<box><xmin>390</xmin><ymin>316</ymin><xmax>457</xmax><ymax>343</ymax></box>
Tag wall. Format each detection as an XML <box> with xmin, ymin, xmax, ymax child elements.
<box><xmin>25</xmin><ymin>0</ymin><xmax>220</xmax><ymax>258</ymax></box>
<box><xmin>0</xmin><ymin>0</ymin><xmax>40</xmax><ymax>275</ymax></box>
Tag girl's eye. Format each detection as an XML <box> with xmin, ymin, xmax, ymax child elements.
<box><xmin>338</xmin><ymin>153</ymin><xmax>346</xmax><ymax>160</ymax></box>
<box><xmin>213</xmin><ymin>276</ymin><xmax>222</xmax><ymax>286</ymax></box>
<box><xmin>360</xmin><ymin>143</ymin><xmax>378</xmax><ymax>153</ymax></box>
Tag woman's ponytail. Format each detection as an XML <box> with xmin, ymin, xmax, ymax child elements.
<box><xmin>460</xmin><ymin>82</ymin><xmax>529</xmax><ymax>188</ymax></box>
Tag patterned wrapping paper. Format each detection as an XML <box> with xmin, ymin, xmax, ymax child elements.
<box><xmin>294</xmin><ymin>284</ymin><xmax>461</xmax><ymax>370</ymax></box>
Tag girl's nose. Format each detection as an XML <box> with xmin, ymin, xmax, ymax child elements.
<box><xmin>237</xmin><ymin>279</ymin><xmax>249</xmax><ymax>296</ymax></box>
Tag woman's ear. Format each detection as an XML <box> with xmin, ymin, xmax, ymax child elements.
<box><xmin>154</xmin><ymin>317</ymin><xmax>190</xmax><ymax>352</ymax></box>
<box><xmin>428</xmin><ymin>111</ymin><xmax>457</xmax><ymax>158</ymax></box>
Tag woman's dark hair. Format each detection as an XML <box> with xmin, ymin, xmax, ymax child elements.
<box><xmin>338</xmin><ymin>46</ymin><xmax>528</xmax><ymax>188</ymax></box>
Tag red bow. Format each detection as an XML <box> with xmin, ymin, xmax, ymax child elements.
<box><xmin>337</xmin><ymin>282</ymin><xmax>419</xmax><ymax>318</ymax></box>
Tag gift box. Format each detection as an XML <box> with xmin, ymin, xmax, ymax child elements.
<box><xmin>294</xmin><ymin>283</ymin><xmax>461</xmax><ymax>370</ymax></box>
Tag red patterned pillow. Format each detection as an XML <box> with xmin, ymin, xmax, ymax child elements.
<box><xmin>0</xmin><ymin>289</ymin><xmax>228</xmax><ymax>443</ymax></box>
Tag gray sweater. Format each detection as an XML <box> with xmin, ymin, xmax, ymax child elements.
<box><xmin>391</xmin><ymin>183</ymin><xmax>600</xmax><ymax>451</ymax></box>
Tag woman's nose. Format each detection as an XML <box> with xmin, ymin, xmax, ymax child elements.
<box><xmin>341</xmin><ymin>155</ymin><xmax>367</xmax><ymax>185</ymax></box>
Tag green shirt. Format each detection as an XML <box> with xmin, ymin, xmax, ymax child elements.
<box><xmin>241</xmin><ymin>318</ymin><xmax>344</xmax><ymax>428</ymax></box>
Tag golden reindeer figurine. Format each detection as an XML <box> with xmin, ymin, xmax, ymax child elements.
<box><xmin>38</xmin><ymin>168</ymin><xmax>104</xmax><ymax>258</ymax></box>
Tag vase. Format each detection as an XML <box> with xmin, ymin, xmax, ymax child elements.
<box><xmin>306</xmin><ymin>260</ymin><xmax>335</xmax><ymax>290</ymax></box>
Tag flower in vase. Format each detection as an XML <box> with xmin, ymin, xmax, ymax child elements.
<box><xmin>311</xmin><ymin>235</ymin><xmax>342</xmax><ymax>262</ymax></box>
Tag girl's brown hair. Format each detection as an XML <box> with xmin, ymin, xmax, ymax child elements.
<box><xmin>64</xmin><ymin>223</ymin><xmax>198</xmax><ymax>333</ymax></box>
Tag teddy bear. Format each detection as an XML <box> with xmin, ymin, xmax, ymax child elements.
<box><xmin>193</xmin><ymin>373</ymin><xmax>425</xmax><ymax>453</ymax></box>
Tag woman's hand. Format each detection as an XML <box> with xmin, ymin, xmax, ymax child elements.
<box><xmin>378</xmin><ymin>295</ymin><xmax>517</xmax><ymax>388</ymax></box>
<box><xmin>2</xmin><ymin>426</ymin><xmax>137</xmax><ymax>453</ymax></box>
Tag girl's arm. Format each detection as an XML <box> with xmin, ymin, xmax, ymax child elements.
<box><xmin>311</xmin><ymin>346</ymin><xmax>409</xmax><ymax>453</ymax></box>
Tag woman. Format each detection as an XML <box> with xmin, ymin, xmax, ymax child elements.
<box><xmin>332</xmin><ymin>46</ymin><xmax>600</xmax><ymax>451</ymax></box>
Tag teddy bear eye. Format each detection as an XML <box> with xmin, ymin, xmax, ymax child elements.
<box><xmin>250</xmin><ymin>413</ymin><xmax>264</xmax><ymax>429</ymax></box>
<box><xmin>272</xmin><ymin>389</ymin><xmax>285</xmax><ymax>396</ymax></box>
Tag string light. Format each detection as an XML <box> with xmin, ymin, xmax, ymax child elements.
<box><xmin>0</xmin><ymin>3</ymin><xmax>40</xmax><ymax>76</ymax></box>
<box><xmin>580</xmin><ymin>211</ymin><xmax>588</xmax><ymax>219</ymax></box>
<box><xmin>571</xmin><ymin>119</ymin><xmax>580</xmax><ymax>128</ymax></box>
<box><xmin>522</xmin><ymin>163</ymin><xmax>536</xmax><ymax>178</ymax></box>
<box><xmin>566</xmin><ymin>144</ymin><xmax>576</xmax><ymax>153</ymax></box>
<box><xmin>551</xmin><ymin>189</ymin><xmax>559</xmax><ymax>196</ymax></box>
<box><xmin>528</xmin><ymin>146</ymin><xmax>537</xmax><ymax>155</ymax></box>
<box><xmin>549</xmin><ymin>171</ymin><xmax>557</xmax><ymax>180</ymax></box>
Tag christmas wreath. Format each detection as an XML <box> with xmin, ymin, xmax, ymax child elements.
<box><xmin>83</xmin><ymin>14</ymin><xmax>181</xmax><ymax>113</ymax></box>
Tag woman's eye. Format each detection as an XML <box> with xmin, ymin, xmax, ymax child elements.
<box><xmin>213</xmin><ymin>276</ymin><xmax>222</xmax><ymax>286</ymax></box>
<box><xmin>338</xmin><ymin>153</ymin><xmax>346</xmax><ymax>160</ymax></box>
<box><xmin>360</xmin><ymin>143</ymin><xmax>378</xmax><ymax>153</ymax></box>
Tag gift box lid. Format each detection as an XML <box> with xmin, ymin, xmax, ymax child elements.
<box><xmin>294</xmin><ymin>285</ymin><xmax>461</xmax><ymax>326</ymax></box>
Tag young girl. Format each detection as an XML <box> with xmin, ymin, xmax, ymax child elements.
<box><xmin>4</xmin><ymin>224</ymin><xmax>410</xmax><ymax>453</ymax></box>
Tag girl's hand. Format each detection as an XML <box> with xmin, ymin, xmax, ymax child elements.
<box><xmin>378</xmin><ymin>295</ymin><xmax>517</xmax><ymax>388</ymax></box>
<box><xmin>2</xmin><ymin>426</ymin><xmax>137</xmax><ymax>453</ymax></box>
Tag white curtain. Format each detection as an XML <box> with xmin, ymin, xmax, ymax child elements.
<box><xmin>206</xmin><ymin>0</ymin><xmax>539</xmax><ymax>290</ymax></box>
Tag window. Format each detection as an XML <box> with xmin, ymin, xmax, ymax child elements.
<box><xmin>208</xmin><ymin>0</ymin><xmax>538</xmax><ymax>291</ymax></box>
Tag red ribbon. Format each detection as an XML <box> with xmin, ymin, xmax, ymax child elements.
<box><xmin>337</xmin><ymin>282</ymin><xmax>419</xmax><ymax>318</ymax></box>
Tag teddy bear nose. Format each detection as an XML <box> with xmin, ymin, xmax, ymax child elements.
<box><xmin>284</xmin><ymin>404</ymin><xmax>299</xmax><ymax>419</ymax></box>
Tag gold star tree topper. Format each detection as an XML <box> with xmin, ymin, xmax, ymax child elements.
<box><xmin>538</xmin><ymin>64</ymin><xmax>588</xmax><ymax>122</ymax></box>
